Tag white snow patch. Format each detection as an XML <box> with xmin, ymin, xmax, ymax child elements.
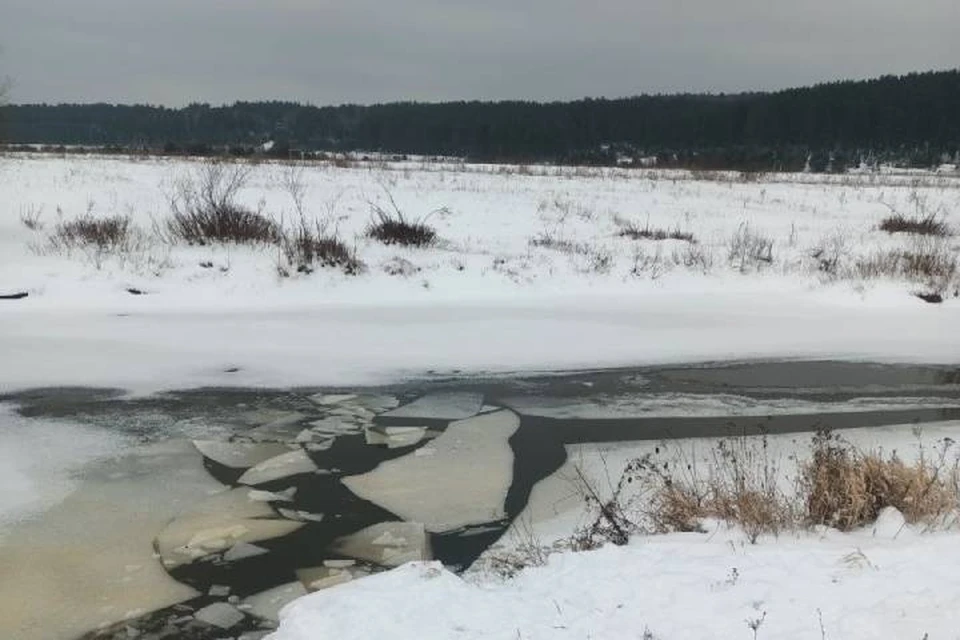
<box><xmin>270</xmin><ymin>522</ymin><xmax>960</xmax><ymax>640</ymax></box>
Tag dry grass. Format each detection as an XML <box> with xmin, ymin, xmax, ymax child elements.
<box><xmin>528</xmin><ymin>233</ymin><xmax>588</xmax><ymax>255</ymax></box>
<box><xmin>728</xmin><ymin>223</ymin><xmax>774</xmax><ymax>272</ymax></box>
<box><xmin>618</xmin><ymin>222</ymin><xmax>695</xmax><ymax>243</ymax></box>
<box><xmin>855</xmin><ymin>239</ymin><xmax>958</xmax><ymax>290</ymax></box>
<box><xmin>578</xmin><ymin>430</ymin><xmax>960</xmax><ymax>546</ymax></box>
<box><xmin>639</xmin><ymin>436</ymin><xmax>793</xmax><ymax>542</ymax></box>
<box><xmin>19</xmin><ymin>206</ymin><xmax>44</xmax><ymax>231</ymax></box>
<box><xmin>879</xmin><ymin>213</ymin><xmax>950</xmax><ymax>237</ymax></box>
<box><xmin>800</xmin><ymin>430</ymin><xmax>958</xmax><ymax>530</ymax></box>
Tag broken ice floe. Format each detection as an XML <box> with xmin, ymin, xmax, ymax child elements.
<box><xmin>238</xmin><ymin>450</ymin><xmax>318</xmax><ymax>486</ymax></box>
<box><xmin>223</xmin><ymin>541</ymin><xmax>270</xmax><ymax>562</ymax></box>
<box><xmin>308</xmin><ymin>417</ymin><xmax>364</xmax><ymax>436</ymax></box>
<box><xmin>154</xmin><ymin>488</ymin><xmax>303</xmax><ymax>569</ymax></box>
<box><xmin>247</xmin><ymin>487</ymin><xmax>297</xmax><ymax>503</ymax></box>
<box><xmin>245</xmin><ymin>412</ymin><xmax>310</xmax><ymax>442</ymax></box>
<box><xmin>276</xmin><ymin>508</ymin><xmax>325</xmax><ymax>523</ymax></box>
<box><xmin>331</xmin><ymin>522</ymin><xmax>430</xmax><ymax>567</ymax></box>
<box><xmin>310</xmin><ymin>393</ymin><xmax>400</xmax><ymax>414</ymax></box>
<box><xmin>193</xmin><ymin>601</ymin><xmax>245</xmax><ymax>630</ymax></box>
<box><xmin>242</xmin><ymin>582</ymin><xmax>308</xmax><ymax>622</ymax></box>
<box><xmin>343</xmin><ymin>410</ymin><xmax>519</xmax><ymax>532</ymax></box>
<box><xmin>192</xmin><ymin>441</ymin><xmax>294</xmax><ymax>470</ymax></box>
<box><xmin>295</xmin><ymin>562</ymin><xmax>370</xmax><ymax>592</ymax></box>
<box><xmin>364</xmin><ymin>425</ymin><xmax>430</xmax><ymax>449</ymax></box>
<box><xmin>380</xmin><ymin>392</ymin><xmax>484</xmax><ymax>421</ymax></box>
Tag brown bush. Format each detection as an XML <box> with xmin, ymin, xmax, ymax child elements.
<box><xmin>801</xmin><ymin>430</ymin><xmax>957</xmax><ymax>530</ymax></box>
<box><xmin>586</xmin><ymin>430</ymin><xmax>959</xmax><ymax>547</ymax></box>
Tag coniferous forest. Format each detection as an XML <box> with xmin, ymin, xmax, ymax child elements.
<box><xmin>1</xmin><ymin>69</ymin><xmax>958</xmax><ymax>171</ymax></box>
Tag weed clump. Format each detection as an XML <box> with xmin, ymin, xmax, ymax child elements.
<box><xmin>728</xmin><ymin>223</ymin><xmax>774</xmax><ymax>271</ymax></box>
<box><xmin>618</xmin><ymin>223</ymin><xmax>695</xmax><ymax>243</ymax></box>
<box><xmin>856</xmin><ymin>242</ymin><xmax>957</xmax><ymax>285</ymax></box>
<box><xmin>49</xmin><ymin>214</ymin><xmax>133</xmax><ymax>251</ymax></box>
<box><xmin>168</xmin><ymin>204</ymin><xmax>280</xmax><ymax>246</ymax></box>
<box><xmin>879</xmin><ymin>214</ymin><xmax>949</xmax><ymax>237</ymax></box>
<box><xmin>280</xmin><ymin>219</ymin><xmax>363</xmax><ymax>276</ymax></box>
<box><xmin>366</xmin><ymin>191</ymin><xmax>438</xmax><ymax>247</ymax></box>
<box><xmin>800</xmin><ymin>430</ymin><xmax>957</xmax><ymax>530</ymax></box>
<box><xmin>572</xmin><ymin>428</ymin><xmax>959</xmax><ymax>548</ymax></box>
<box><xmin>367</xmin><ymin>208</ymin><xmax>436</xmax><ymax>247</ymax></box>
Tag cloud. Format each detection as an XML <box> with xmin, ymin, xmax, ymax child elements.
<box><xmin>1</xmin><ymin>0</ymin><xmax>957</xmax><ymax>105</ymax></box>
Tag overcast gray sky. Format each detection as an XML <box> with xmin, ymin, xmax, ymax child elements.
<box><xmin>1</xmin><ymin>0</ymin><xmax>958</xmax><ymax>106</ymax></box>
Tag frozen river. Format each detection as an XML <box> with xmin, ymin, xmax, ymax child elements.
<box><xmin>1</xmin><ymin>360</ymin><xmax>960</xmax><ymax>640</ymax></box>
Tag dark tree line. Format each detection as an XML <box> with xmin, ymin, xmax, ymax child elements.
<box><xmin>1</xmin><ymin>69</ymin><xmax>958</xmax><ymax>171</ymax></box>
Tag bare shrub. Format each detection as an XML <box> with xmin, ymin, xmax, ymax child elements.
<box><xmin>619</xmin><ymin>221</ymin><xmax>695</xmax><ymax>243</ymax></box>
<box><xmin>38</xmin><ymin>210</ymin><xmax>167</xmax><ymax>272</ymax></box>
<box><xmin>569</xmin><ymin>464</ymin><xmax>641</xmax><ymax>551</ymax></box>
<box><xmin>281</xmin><ymin>163</ymin><xmax>308</xmax><ymax>219</ymax></box>
<box><xmin>800</xmin><ymin>430</ymin><xmax>958</xmax><ymax>531</ymax></box>
<box><xmin>279</xmin><ymin>217</ymin><xmax>363</xmax><ymax>276</ymax></box>
<box><xmin>48</xmin><ymin>214</ymin><xmax>133</xmax><ymax>252</ymax></box>
<box><xmin>880</xmin><ymin>213</ymin><xmax>949</xmax><ymax>237</ymax></box>
<box><xmin>366</xmin><ymin>190</ymin><xmax>437</xmax><ymax>247</ymax></box>
<box><xmin>728</xmin><ymin>223</ymin><xmax>774</xmax><ymax>272</ymax></box>
<box><xmin>474</xmin><ymin>517</ymin><xmax>555</xmax><ymax>579</ymax></box>
<box><xmin>166</xmin><ymin>159</ymin><xmax>279</xmax><ymax>245</ymax></box>
<box><xmin>19</xmin><ymin>206</ymin><xmax>43</xmax><ymax>231</ymax></box>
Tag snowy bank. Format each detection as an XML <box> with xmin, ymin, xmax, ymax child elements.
<box><xmin>270</xmin><ymin>511</ymin><xmax>959</xmax><ymax>640</ymax></box>
<box><xmin>1</xmin><ymin>154</ymin><xmax>959</xmax><ymax>394</ymax></box>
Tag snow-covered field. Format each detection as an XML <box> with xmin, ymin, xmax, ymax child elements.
<box><xmin>1</xmin><ymin>153</ymin><xmax>959</xmax><ymax>394</ymax></box>
<box><xmin>3</xmin><ymin>153</ymin><xmax>960</xmax><ymax>640</ymax></box>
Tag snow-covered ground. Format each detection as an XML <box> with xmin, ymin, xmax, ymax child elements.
<box><xmin>3</xmin><ymin>153</ymin><xmax>960</xmax><ymax>640</ymax></box>
<box><xmin>270</xmin><ymin>421</ymin><xmax>960</xmax><ymax>640</ymax></box>
<box><xmin>1</xmin><ymin>153</ymin><xmax>959</xmax><ymax>394</ymax></box>
<box><xmin>272</xmin><ymin>516</ymin><xmax>960</xmax><ymax>640</ymax></box>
